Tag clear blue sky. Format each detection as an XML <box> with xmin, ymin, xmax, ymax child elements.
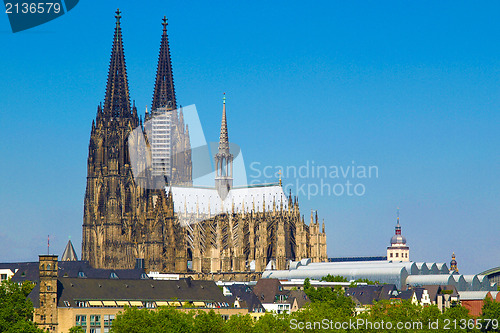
<box><xmin>0</xmin><ymin>1</ymin><xmax>498</xmax><ymax>274</ymax></box>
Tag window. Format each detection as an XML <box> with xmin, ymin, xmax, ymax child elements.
<box><xmin>76</xmin><ymin>301</ymin><xmax>86</xmax><ymax>307</ymax></box>
<box><xmin>110</xmin><ymin>272</ymin><xmax>118</xmax><ymax>279</ymax></box>
<box><xmin>104</xmin><ymin>315</ymin><xmax>115</xmax><ymax>327</ymax></box>
<box><xmin>145</xmin><ymin>302</ymin><xmax>155</xmax><ymax>308</ymax></box>
<box><xmin>75</xmin><ymin>315</ymin><xmax>87</xmax><ymax>326</ymax></box>
<box><xmin>63</xmin><ymin>301</ymin><xmax>70</xmax><ymax>307</ymax></box>
<box><xmin>90</xmin><ymin>315</ymin><xmax>101</xmax><ymax>326</ymax></box>
<box><xmin>90</xmin><ymin>329</ymin><xmax>101</xmax><ymax>333</ymax></box>
<box><xmin>395</xmin><ymin>253</ymin><xmax>399</xmax><ymax>257</ymax></box>
<box><xmin>390</xmin><ymin>253</ymin><xmax>393</xmax><ymax>258</ymax></box>
<box><xmin>46</xmin><ymin>285</ymin><xmax>51</xmax><ymax>291</ymax></box>
<box><xmin>1</xmin><ymin>274</ymin><xmax>7</xmax><ymax>281</ymax></box>
<box><xmin>78</xmin><ymin>271</ymin><xmax>86</xmax><ymax>278</ymax></box>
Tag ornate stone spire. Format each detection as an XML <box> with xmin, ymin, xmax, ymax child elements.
<box><xmin>218</xmin><ymin>93</ymin><xmax>229</xmax><ymax>153</ymax></box>
<box><xmin>215</xmin><ymin>93</ymin><xmax>233</xmax><ymax>199</ymax></box>
<box><xmin>103</xmin><ymin>9</ymin><xmax>131</xmax><ymax>118</ymax></box>
<box><xmin>151</xmin><ymin>16</ymin><xmax>176</xmax><ymax>111</ymax></box>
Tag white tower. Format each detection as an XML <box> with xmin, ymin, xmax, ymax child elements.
<box><xmin>387</xmin><ymin>209</ymin><xmax>409</xmax><ymax>261</ymax></box>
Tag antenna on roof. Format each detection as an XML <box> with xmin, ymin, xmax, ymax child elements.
<box><xmin>47</xmin><ymin>235</ymin><xmax>50</xmax><ymax>255</ymax></box>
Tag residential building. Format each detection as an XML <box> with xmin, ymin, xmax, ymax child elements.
<box><xmin>29</xmin><ymin>255</ymin><xmax>244</xmax><ymax>333</ymax></box>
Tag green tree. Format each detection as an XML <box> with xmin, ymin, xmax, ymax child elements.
<box><xmin>111</xmin><ymin>306</ymin><xmax>195</xmax><ymax>333</ymax></box>
<box><xmin>420</xmin><ymin>304</ymin><xmax>441</xmax><ymax>329</ymax></box>
<box><xmin>320</xmin><ymin>274</ymin><xmax>349</xmax><ymax>282</ymax></box>
<box><xmin>440</xmin><ymin>304</ymin><xmax>471</xmax><ymax>321</ymax></box>
<box><xmin>0</xmin><ymin>279</ymin><xmax>43</xmax><ymax>333</ymax></box>
<box><xmin>68</xmin><ymin>327</ymin><xmax>85</xmax><ymax>333</ymax></box>
<box><xmin>480</xmin><ymin>297</ymin><xmax>500</xmax><ymax>332</ymax></box>
<box><xmin>192</xmin><ymin>310</ymin><xmax>226</xmax><ymax>333</ymax></box>
<box><xmin>252</xmin><ymin>313</ymin><xmax>290</xmax><ymax>333</ymax></box>
<box><xmin>225</xmin><ymin>314</ymin><xmax>255</xmax><ymax>333</ymax></box>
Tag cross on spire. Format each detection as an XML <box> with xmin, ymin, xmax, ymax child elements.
<box><xmin>162</xmin><ymin>16</ymin><xmax>168</xmax><ymax>31</ymax></box>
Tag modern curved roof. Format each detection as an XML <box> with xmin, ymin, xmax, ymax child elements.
<box><xmin>449</xmin><ymin>274</ymin><xmax>468</xmax><ymax>291</ymax></box>
<box><xmin>425</xmin><ymin>263</ymin><xmax>439</xmax><ymax>274</ymax></box>
<box><xmin>459</xmin><ymin>291</ymin><xmax>491</xmax><ymax>300</ymax></box>
<box><xmin>415</xmin><ymin>263</ymin><xmax>430</xmax><ymax>275</ymax></box>
<box><xmin>263</xmin><ymin>266</ymin><xmax>409</xmax><ymax>289</ymax></box>
<box><xmin>480</xmin><ymin>266</ymin><xmax>500</xmax><ymax>277</ymax></box>
<box><xmin>462</xmin><ymin>275</ymin><xmax>481</xmax><ymax>292</ymax></box>
<box><xmin>435</xmin><ymin>263</ymin><xmax>449</xmax><ymax>274</ymax></box>
<box><xmin>266</xmin><ymin>260</ymin><xmax>495</xmax><ymax>292</ymax></box>
<box><xmin>307</xmin><ymin>260</ymin><xmax>419</xmax><ymax>275</ymax></box>
<box><xmin>405</xmin><ymin>274</ymin><xmax>457</xmax><ymax>287</ymax></box>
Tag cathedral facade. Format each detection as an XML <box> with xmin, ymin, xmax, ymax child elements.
<box><xmin>82</xmin><ymin>11</ymin><xmax>327</xmax><ymax>276</ymax></box>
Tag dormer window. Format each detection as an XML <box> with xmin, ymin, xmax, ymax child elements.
<box><xmin>78</xmin><ymin>271</ymin><xmax>86</xmax><ymax>278</ymax></box>
<box><xmin>75</xmin><ymin>301</ymin><xmax>86</xmax><ymax>307</ymax></box>
<box><xmin>110</xmin><ymin>272</ymin><xmax>119</xmax><ymax>279</ymax></box>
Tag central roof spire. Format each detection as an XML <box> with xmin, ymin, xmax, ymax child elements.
<box><xmin>215</xmin><ymin>93</ymin><xmax>233</xmax><ymax>199</ymax></box>
<box><xmin>151</xmin><ymin>16</ymin><xmax>176</xmax><ymax>111</ymax></box>
<box><xmin>103</xmin><ymin>9</ymin><xmax>131</xmax><ymax>118</ymax></box>
<box><xmin>218</xmin><ymin>93</ymin><xmax>229</xmax><ymax>153</ymax></box>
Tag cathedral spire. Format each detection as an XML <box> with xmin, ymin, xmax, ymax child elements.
<box><xmin>151</xmin><ymin>16</ymin><xmax>176</xmax><ymax>111</ymax></box>
<box><xmin>103</xmin><ymin>9</ymin><xmax>131</xmax><ymax>118</ymax></box>
<box><xmin>218</xmin><ymin>93</ymin><xmax>229</xmax><ymax>153</ymax></box>
<box><xmin>215</xmin><ymin>93</ymin><xmax>233</xmax><ymax>199</ymax></box>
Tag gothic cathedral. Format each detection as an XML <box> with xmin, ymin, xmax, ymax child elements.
<box><xmin>82</xmin><ymin>11</ymin><xmax>327</xmax><ymax>277</ymax></box>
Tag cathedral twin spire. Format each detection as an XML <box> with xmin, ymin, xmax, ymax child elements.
<box><xmin>103</xmin><ymin>11</ymin><xmax>176</xmax><ymax>119</ymax></box>
<box><xmin>103</xmin><ymin>9</ymin><xmax>131</xmax><ymax>118</ymax></box>
<box><xmin>151</xmin><ymin>16</ymin><xmax>177</xmax><ymax>112</ymax></box>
